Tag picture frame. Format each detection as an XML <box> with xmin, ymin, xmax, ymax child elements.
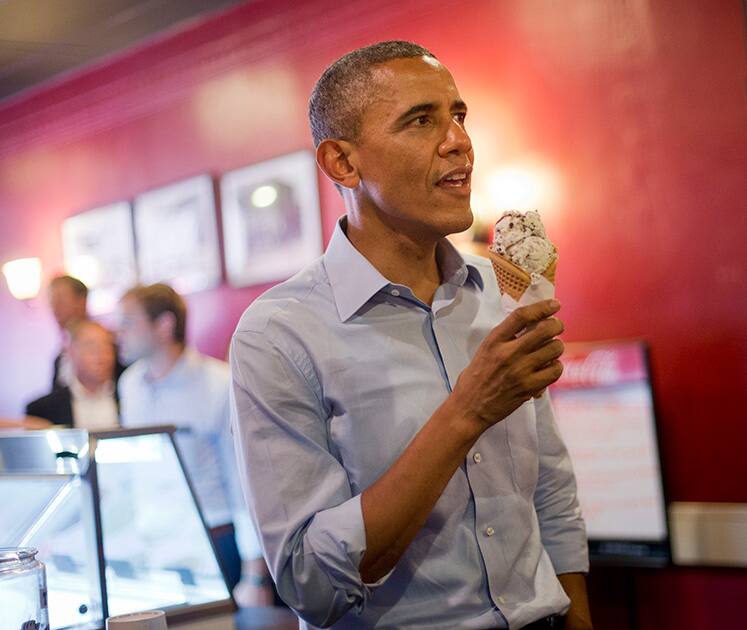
<box><xmin>133</xmin><ymin>174</ymin><xmax>222</xmax><ymax>294</ymax></box>
<box><xmin>220</xmin><ymin>150</ymin><xmax>322</xmax><ymax>287</ymax></box>
<box><xmin>61</xmin><ymin>201</ymin><xmax>138</xmax><ymax>315</ymax></box>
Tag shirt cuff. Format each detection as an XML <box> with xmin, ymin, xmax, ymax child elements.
<box><xmin>545</xmin><ymin>540</ymin><xmax>590</xmax><ymax>575</ymax></box>
<box><xmin>305</xmin><ymin>494</ymin><xmax>394</xmax><ymax>602</ymax></box>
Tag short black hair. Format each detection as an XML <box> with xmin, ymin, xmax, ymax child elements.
<box><xmin>49</xmin><ymin>274</ymin><xmax>88</xmax><ymax>299</ymax></box>
<box><xmin>308</xmin><ymin>40</ymin><xmax>436</xmax><ymax>147</ymax></box>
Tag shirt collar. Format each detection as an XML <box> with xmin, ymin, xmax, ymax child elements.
<box><xmin>69</xmin><ymin>376</ymin><xmax>114</xmax><ymax>399</ymax></box>
<box><xmin>323</xmin><ymin>217</ymin><xmax>390</xmax><ymax>322</ymax></box>
<box><xmin>436</xmin><ymin>238</ymin><xmax>485</xmax><ymax>291</ymax></box>
<box><xmin>323</xmin><ymin>217</ymin><xmax>484</xmax><ymax>322</ymax></box>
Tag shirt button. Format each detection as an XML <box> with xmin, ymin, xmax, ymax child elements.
<box><xmin>473</xmin><ymin>452</ymin><xmax>482</xmax><ymax>463</ymax></box>
<box><xmin>485</xmin><ymin>526</ymin><xmax>495</xmax><ymax>537</ymax></box>
<box><xmin>390</xmin><ymin>289</ymin><xmax>400</xmax><ymax>297</ymax></box>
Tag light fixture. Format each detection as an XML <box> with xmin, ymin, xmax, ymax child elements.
<box><xmin>487</xmin><ymin>166</ymin><xmax>545</xmax><ymax>210</ymax></box>
<box><xmin>251</xmin><ymin>184</ymin><xmax>278</xmax><ymax>208</ymax></box>
<box><xmin>2</xmin><ymin>257</ymin><xmax>42</xmax><ymax>300</ymax></box>
<box><xmin>472</xmin><ymin>159</ymin><xmax>562</xmax><ymax>225</ymax></box>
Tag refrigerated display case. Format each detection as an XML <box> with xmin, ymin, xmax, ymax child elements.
<box><xmin>0</xmin><ymin>426</ymin><xmax>235</xmax><ymax>630</ymax></box>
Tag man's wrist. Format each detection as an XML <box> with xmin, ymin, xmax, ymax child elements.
<box><xmin>245</xmin><ymin>573</ymin><xmax>274</xmax><ymax>588</ymax></box>
<box><xmin>557</xmin><ymin>572</ymin><xmax>593</xmax><ymax>629</ymax></box>
<box><xmin>437</xmin><ymin>394</ymin><xmax>487</xmax><ymax>444</ymax></box>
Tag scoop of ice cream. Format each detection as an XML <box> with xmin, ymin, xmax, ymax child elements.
<box><xmin>507</xmin><ymin>235</ymin><xmax>556</xmax><ymax>274</ymax></box>
<box><xmin>490</xmin><ymin>209</ymin><xmax>556</xmax><ymax>274</ymax></box>
<box><xmin>491</xmin><ymin>210</ymin><xmax>547</xmax><ymax>251</ymax></box>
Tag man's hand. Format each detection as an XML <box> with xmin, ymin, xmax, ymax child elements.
<box><xmin>233</xmin><ymin>558</ymin><xmax>275</xmax><ymax>608</ymax></box>
<box><xmin>0</xmin><ymin>416</ymin><xmax>53</xmax><ymax>430</ymax></box>
<box><xmin>452</xmin><ymin>299</ymin><xmax>564</xmax><ymax>428</ymax></box>
<box><xmin>360</xmin><ymin>299</ymin><xmax>565</xmax><ymax>583</ymax></box>
<box><xmin>233</xmin><ymin>577</ymin><xmax>274</xmax><ymax>607</ymax></box>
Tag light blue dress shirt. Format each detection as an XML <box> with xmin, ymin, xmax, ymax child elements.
<box><xmin>230</xmin><ymin>219</ymin><xmax>588</xmax><ymax>629</ymax></box>
<box><xmin>119</xmin><ymin>348</ymin><xmax>261</xmax><ymax>560</ymax></box>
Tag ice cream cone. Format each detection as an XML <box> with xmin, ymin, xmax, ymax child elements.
<box><xmin>487</xmin><ymin>249</ymin><xmax>557</xmax><ymax>301</ymax></box>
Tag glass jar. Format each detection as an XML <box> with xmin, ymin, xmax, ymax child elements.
<box><xmin>0</xmin><ymin>547</ymin><xmax>49</xmax><ymax>630</ymax></box>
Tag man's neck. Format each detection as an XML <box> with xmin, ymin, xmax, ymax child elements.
<box><xmin>145</xmin><ymin>343</ymin><xmax>185</xmax><ymax>382</ymax></box>
<box><xmin>345</xmin><ymin>212</ymin><xmax>442</xmax><ymax>306</ymax></box>
<box><xmin>75</xmin><ymin>375</ymin><xmax>110</xmax><ymax>396</ymax></box>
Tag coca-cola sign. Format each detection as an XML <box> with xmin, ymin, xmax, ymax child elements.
<box><xmin>552</xmin><ymin>341</ymin><xmax>647</xmax><ymax>390</ymax></box>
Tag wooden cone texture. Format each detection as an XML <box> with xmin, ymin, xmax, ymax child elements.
<box><xmin>487</xmin><ymin>250</ymin><xmax>557</xmax><ymax>301</ymax></box>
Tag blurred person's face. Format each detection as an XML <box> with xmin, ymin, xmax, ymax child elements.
<box><xmin>49</xmin><ymin>283</ymin><xmax>87</xmax><ymax>330</ymax></box>
<box><xmin>69</xmin><ymin>324</ymin><xmax>116</xmax><ymax>387</ymax></box>
<box><xmin>116</xmin><ymin>297</ymin><xmax>158</xmax><ymax>364</ymax></box>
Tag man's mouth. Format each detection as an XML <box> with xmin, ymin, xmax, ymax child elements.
<box><xmin>437</xmin><ymin>167</ymin><xmax>472</xmax><ymax>191</ymax></box>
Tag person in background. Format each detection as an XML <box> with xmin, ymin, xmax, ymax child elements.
<box><xmin>229</xmin><ymin>41</ymin><xmax>592</xmax><ymax>629</ymax></box>
<box><xmin>48</xmin><ymin>275</ymin><xmax>89</xmax><ymax>389</ymax></box>
<box><xmin>116</xmin><ymin>283</ymin><xmax>274</xmax><ymax>607</ymax></box>
<box><xmin>47</xmin><ymin>274</ymin><xmax>126</xmax><ymax>389</ymax></box>
<box><xmin>26</xmin><ymin>319</ymin><xmax>119</xmax><ymax>429</ymax></box>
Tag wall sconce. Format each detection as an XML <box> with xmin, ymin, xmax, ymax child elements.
<box><xmin>2</xmin><ymin>257</ymin><xmax>42</xmax><ymax>300</ymax></box>
<box><xmin>485</xmin><ymin>164</ymin><xmax>559</xmax><ymax>214</ymax></box>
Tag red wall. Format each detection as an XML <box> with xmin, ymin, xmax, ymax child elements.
<box><xmin>1</xmin><ymin>0</ymin><xmax>745</xmax><ymax>626</ymax></box>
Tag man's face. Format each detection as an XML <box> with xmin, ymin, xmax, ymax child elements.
<box><xmin>116</xmin><ymin>298</ymin><xmax>157</xmax><ymax>364</ymax></box>
<box><xmin>69</xmin><ymin>324</ymin><xmax>116</xmax><ymax>386</ymax></box>
<box><xmin>49</xmin><ymin>284</ymin><xmax>86</xmax><ymax>329</ymax></box>
<box><xmin>349</xmin><ymin>56</ymin><xmax>474</xmax><ymax>238</ymax></box>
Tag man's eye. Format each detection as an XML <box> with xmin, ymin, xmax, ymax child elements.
<box><xmin>454</xmin><ymin>112</ymin><xmax>467</xmax><ymax>124</ymax></box>
<box><xmin>414</xmin><ymin>115</ymin><xmax>430</xmax><ymax>126</ymax></box>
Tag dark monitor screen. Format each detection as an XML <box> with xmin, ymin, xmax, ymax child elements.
<box><xmin>549</xmin><ymin>340</ymin><xmax>670</xmax><ymax>567</ymax></box>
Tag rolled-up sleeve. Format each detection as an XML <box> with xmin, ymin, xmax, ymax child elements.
<box><xmin>230</xmin><ymin>324</ymin><xmax>375</xmax><ymax>627</ymax></box>
<box><xmin>532</xmin><ymin>391</ymin><xmax>590</xmax><ymax>575</ymax></box>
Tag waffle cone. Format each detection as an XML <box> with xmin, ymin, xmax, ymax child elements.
<box><xmin>487</xmin><ymin>249</ymin><xmax>557</xmax><ymax>301</ymax></box>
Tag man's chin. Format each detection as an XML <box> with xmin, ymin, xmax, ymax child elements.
<box><xmin>439</xmin><ymin>206</ymin><xmax>474</xmax><ymax>237</ymax></box>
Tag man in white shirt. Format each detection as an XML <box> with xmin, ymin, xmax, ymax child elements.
<box><xmin>116</xmin><ymin>283</ymin><xmax>272</xmax><ymax>606</ymax></box>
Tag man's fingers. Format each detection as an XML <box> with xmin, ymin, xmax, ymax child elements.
<box><xmin>493</xmin><ymin>300</ymin><xmax>561</xmax><ymax>341</ymax></box>
<box><xmin>527</xmin><ymin>359</ymin><xmax>564</xmax><ymax>391</ymax></box>
<box><xmin>516</xmin><ymin>317</ymin><xmax>564</xmax><ymax>353</ymax></box>
<box><xmin>525</xmin><ymin>338</ymin><xmax>565</xmax><ymax>369</ymax></box>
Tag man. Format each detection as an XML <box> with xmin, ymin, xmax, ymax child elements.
<box><xmin>230</xmin><ymin>41</ymin><xmax>592</xmax><ymax>629</ymax></box>
<box><xmin>48</xmin><ymin>275</ymin><xmax>89</xmax><ymax>389</ymax></box>
<box><xmin>116</xmin><ymin>283</ymin><xmax>272</xmax><ymax>606</ymax></box>
<box><xmin>26</xmin><ymin>319</ymin><xmax>119</xmax><ymax>429</ymax></box>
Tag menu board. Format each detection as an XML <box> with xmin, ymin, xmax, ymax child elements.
<box><xmin>550</xmin><ymin>340</ymin><xmax>669</xmax><ymax>565</ymax></box>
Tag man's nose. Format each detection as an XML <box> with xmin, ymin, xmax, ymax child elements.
<box><xmin>439</xmin><ymin>119</ymin><xmax>472</xmax><ymax>156</ymax></box>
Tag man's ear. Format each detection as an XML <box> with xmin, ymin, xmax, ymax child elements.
<box><xmin>316</xmin><ymin>139</ymin><xmax>360</xmax><ymax>189</ymax></box>
<box><xmin>154</xmin><ymin>311</ymin><xmax>177</xmax><ymax>343</ymax></box>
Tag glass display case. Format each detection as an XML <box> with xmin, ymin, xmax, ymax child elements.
<box><xmin>0</xmin><ymin>426</ymin><xmax>235</xmax><ymax>630</ymax></box>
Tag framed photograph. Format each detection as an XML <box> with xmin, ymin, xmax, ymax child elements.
<box><xmin>133</xmin><ymin>175</ymin><xmax>221</xmax><ymax>294</ymax></box>
<box><xmin>220</xmin><ymin>150</ymin><xmax>322</xmax><ymax>287</ymax></box>
<box><xmin>62</xmin><ymin>202</ymin><xmax>137</xmax><ymax>315</ymax></box>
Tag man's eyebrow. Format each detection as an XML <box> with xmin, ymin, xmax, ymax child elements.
<box><xmin>394</xmin><ymin>99</ymin><xmax>469</xmax><ymax>126</ymax></box>
<box><xmin>394</xmin><ymin>102</ymin><xmax>437</xmax><ymax>125</ymax></box>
